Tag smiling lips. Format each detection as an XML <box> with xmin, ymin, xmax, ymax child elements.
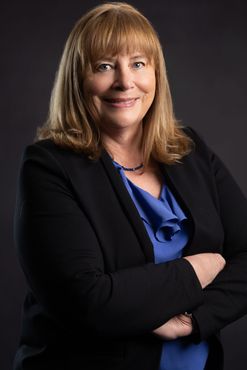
<box><xmin>103</xmin><ymin>97</ymin><xmax>139</xmax><ymax>108</ymax></box>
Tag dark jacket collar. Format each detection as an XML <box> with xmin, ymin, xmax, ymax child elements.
<box><xmin>100</xmin><ymin>149</ymin><xmax>155</xmax><ymax>262</ymax></box>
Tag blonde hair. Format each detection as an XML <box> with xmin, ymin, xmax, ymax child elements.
<box><xmin>37</xmin><ymin>2</ymin><xmax>192</xmax><ymax>164</ymax></box>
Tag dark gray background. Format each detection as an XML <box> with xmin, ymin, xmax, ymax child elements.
<box><xmin>1</xmin><ymin>0</ymin><xmax>246</xmax><ymax>369</ymax></box>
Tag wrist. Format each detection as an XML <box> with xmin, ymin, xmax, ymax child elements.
<box><xmin>184</xmin><ymin>312</ymin><xmax>200</xmax><ymax>338</ymax></box>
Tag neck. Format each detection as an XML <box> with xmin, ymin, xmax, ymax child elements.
<box><xmin>101</xmin><ymin>125</ymin><xmax>143</xmax><ymax>167</ymax></box>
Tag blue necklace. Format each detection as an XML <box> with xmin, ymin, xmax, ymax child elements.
<box><xmin>114</xmin><ymin>161</ymin><xmax>144</xmax><ymax>172</ymax></box>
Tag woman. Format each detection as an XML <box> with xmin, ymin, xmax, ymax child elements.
<box><xmin>14</xmin><ymin>3</ymin><xmax>247</xmax><ymax>370</ymax></box>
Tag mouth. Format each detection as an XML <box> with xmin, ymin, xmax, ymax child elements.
<box><xmin>103</xmin><ymin>97</ymin><xmax>139</xmax><ymax>108</ymax></box>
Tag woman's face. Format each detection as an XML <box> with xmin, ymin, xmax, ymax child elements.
<box><xmin>83</xmin><ymin>52</ymin><xmax>156</xmax><ymax>134</ymax></box>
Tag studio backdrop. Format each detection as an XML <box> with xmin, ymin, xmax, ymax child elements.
<box><xmin>1</xmin><ymin>1</ymin><xmax>246</xmax><ymax>369</ymax></box>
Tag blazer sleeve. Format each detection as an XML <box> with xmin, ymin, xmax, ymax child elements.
<box><xmin>15</xmin><ymin>142</ymin><xmax>203</xmax><ymax>337</ymax></box>
<box><xmin>189</xmin><ymin>129</ymin><xmax>247</xmax><ymax>341</ymax></box>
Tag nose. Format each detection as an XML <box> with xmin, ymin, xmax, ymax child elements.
<box><xmin>112</xmin><ymin>66</ymin><xmax>134</xmax><ymax>91</ymax></box>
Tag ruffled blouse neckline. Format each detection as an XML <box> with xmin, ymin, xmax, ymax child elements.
<box><xmin>113</xmin><ymin>161</ymin><xmax>187</xmax><ymax>242</ymax></box>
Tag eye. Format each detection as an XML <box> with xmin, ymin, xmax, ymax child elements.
<box><xmin>133</xmin><ymin>61</ymin><xmax>145</xmax><ymax>69</ymax></box>
<box><xmin>96</xmin><ymin>63</ymin><xmax>113</xmax><ymax>72</ymax></box>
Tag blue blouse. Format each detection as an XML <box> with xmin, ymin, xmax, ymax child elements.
<box><xmin>113</xmin><ymin>161</ymin><xmax>209</xmax><ymax>370</ymax></box>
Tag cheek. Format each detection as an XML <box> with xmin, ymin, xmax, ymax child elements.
<box><xmin>84</xmin><ymin>76</ymin><xmax>111</xmax><ymax>97</ymax></box>
<box><xmin>83</xmin><ymin>79</ymin><xmax>104</xmax><ymax>121</ymax></box>
<box><xmin>84</xmin><ymin>81</ymin><xmax>98</xmax><ymax>96</ymax></box>
<box><xmin>140</xmin><ymin>72</ymin><xmax>156</xmax><ymax>95</ymax></box>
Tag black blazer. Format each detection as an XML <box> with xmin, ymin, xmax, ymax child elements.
<box><xmin>14</xmin><ymin>128</ymin><xmax>247</xmax><ymax>370</ymax></box>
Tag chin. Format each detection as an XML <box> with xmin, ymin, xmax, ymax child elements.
<box><xmin>105</xmin><ymin>117</ymin><xmax>142</xmax><ymax>129</ymax></box>
<box><xmin>100</xmin><ymin>111</ymin><xmax>141</xmax><ymax>126</ymax></box>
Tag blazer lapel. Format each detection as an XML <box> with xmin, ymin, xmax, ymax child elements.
<box><xmin>100</xmin><ymin>150</ymin><xmax>155</xmax><ymax>262</ymax></box>
<box><xmin>160</xmin><ymin>161</ymin><xmax>196</xmax><ymax>255</ymax></box>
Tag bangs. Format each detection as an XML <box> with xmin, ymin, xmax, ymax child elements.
<box><xmin>81</xmin><ymin>9</ymin><xmax>159</xmax><ymax>69</ymax></box>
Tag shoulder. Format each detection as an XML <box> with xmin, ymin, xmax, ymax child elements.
<box><xmin>21</xmin><ymin>139</ymin><xmax>95</xmax><ymax>172</ymax></box>
<box><xmin>23</xmin><ymin>139</ymin><xmax>85</xmax><ymax>161</ymax></box>
<box><xmin>183</xmin><ymin>126</ymin><xmax>212</xmax><ymax>155</ymax></box>
<box><xmin>179</xmin><ymin>126</ymin><xmax>215</xmax><ymax>171</ymax></box>
<box><xmin>181</xmin><ymin>127</ymin><xmax>243</xmax><ymax>197</ymax></box>
<box><xmin>18</xmin><ymin>140</ymin><xmax>109</xmax><ymax>192</ymax></box>
<box><xmin>17</xmin><ymin>140</ymin><xmax>100</xmax><ymax>192</ymax></box>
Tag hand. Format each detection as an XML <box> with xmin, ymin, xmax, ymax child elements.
<box><xmin>153</xmin><ymin>314</ymin><xmax>193</xmax><ymax>340</ymax></box>
<box><xmin>184</xmin><ymin>253</ymin><xmax>226</xmax><ymax>289</ymax></box>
